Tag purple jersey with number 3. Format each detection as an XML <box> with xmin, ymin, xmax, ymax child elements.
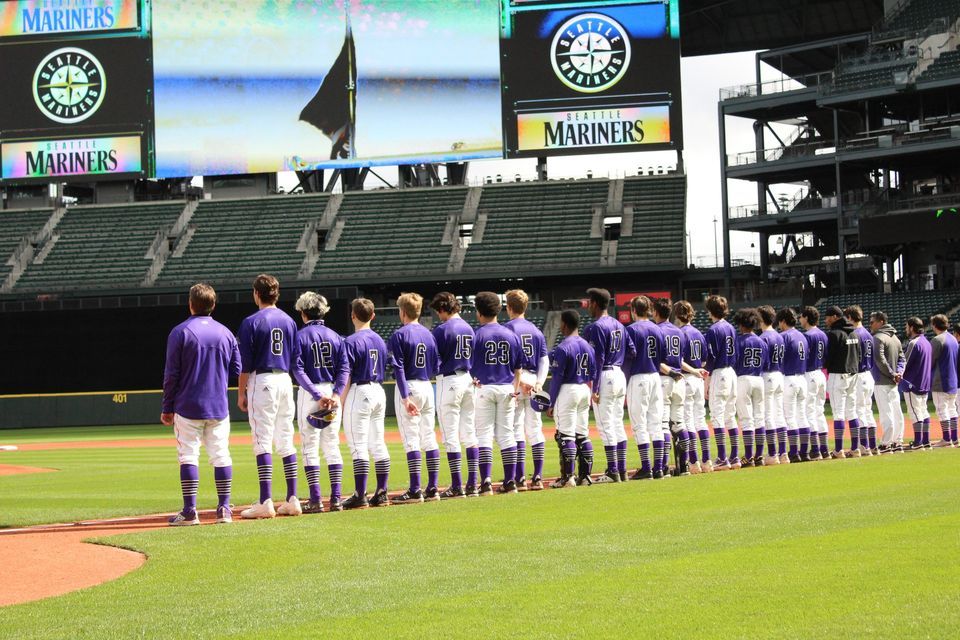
<box><xmin>704</xmin><ymin>319</ymin><xmax>738</xmax><ymax>371</ymax></box>
<box><xmin>548</xmin><ymin>335</ymin><xmax>596</xmax><ymax>404</ymax></box>
<box><xmin>344</xmin><ymin>328</ymin><xmax>387</xmax><ymax>384</ymax></box>
<box><xmin>389</xmin><ymin>323</ymin><xmax>439</xmax><ymax>398</ymax></box>
<box><xmin>432</xmin><ymin>317</ymin><xmax>474</xmax><ymax>375</ymax></box>
<box><xmin>471</xmin><ymin>322</ymin><xmax>522</xmax><ymax>385</ymax></box>
<box><xmin>237</xmin><ymin>307</ymin><xmax>297</xmax><ymax>373</ymax></box>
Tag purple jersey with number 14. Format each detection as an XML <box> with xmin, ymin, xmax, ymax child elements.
<box><xmin>389</xmin><ymin>323</ymin><xmax>439</xmax><ymax>398</ymax></box>
<box><xmin>237</xmin><ymin>307</ymin><xmax>298</xmax><ymax>373</ymax></box>
<box><xmin>432</xmin><ymin>317</ymin><xmax>474</xmax><ymax>375</ymax></box>
<box><xmin>293</xmin><ymin>320</ymin><xmax>350</xmax><ymax>398</ymax></box>
<box><xmin>548</xmin><ymin>335</ymin><xmax>596</xmax><ymax>404</ymax></box>
<box><xmin>471</xmin><ymin>322</ymin><xmax>522</xmax><ymax>385</ymax></box>
<box><xmin>344</xmin><ymin>328</ymin><xmax>387</xmax><ymax>384</ymax></box>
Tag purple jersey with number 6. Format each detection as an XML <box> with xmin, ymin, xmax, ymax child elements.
<box><xmin>432</xmin><ymin>316</ymin><xmax>474</xmax><ymax>376</ymax></box>
<box><xmin>471</xmin><ymin>322</ymin><xmax>522</xmax><ymax>385</ymax></box>
<box><xmin>293</xmin><ymin>320</ymin><xmax>350</xmax><ymax>398</ymax></box>
<box><xmin>344</xmin><ymin>328</ymin><xmax>387</xmax><ymax>384</ymax></box>
<box><xmin>389</xmin><ymin>323</ymin><xmax>439</xmax><ymax>398</ymax></box>
<box><xmin>548</xmin><ymin>335</ymin><xmax>597</xmax><ymax>404</ymax></box>
<box><xmin>237</xmin><ymin>307</ymin><xmax>297</xmax><ymax>373</ymax></box>
<box><xmin>505</xmin><ymin>317</ymin><xmax>547</xmax><ymax>373</ymax></box>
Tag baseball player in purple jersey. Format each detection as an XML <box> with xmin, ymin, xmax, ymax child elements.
<box><xmin>390</xmin><ymin>293</ymin><xmax>442</xmax><ymax>504</ymax></box>
<box><xmin>899</xmin><ymin>316</ymin><xmax>932</xmax><ymax>449</ymax></box>
<box><xmin>928</xmin><ymin>314</ymin><xmax>959</xmax><ymax>447</ymax></box>
<box><xmin>162</xmin><ymin>284</ymin><xmax>241</xmax><ymax>526</ymax></box>
<box><xmin>583</xmin><ymin>288</ymin><xmax>629</xmax><ymax>483</ymax></box>
<box><xmin>703</xmin><ymin>295</ymin><xmax>740</xmax><ymax>470</ymax></box>
<box><xmin>429</xmin><ymin>292</ymin><xmax>478</xmax><ymax>498</ymax></box>
<box><xmin>470</xmin><ymin>291</ymin><xmax>523</xmax><ymax>495</ymax></box>
<box><xmin>623</xmin><ymin>295</ymin><xmax>665</xmax><ymax>479</ymax></box>
<box><xmin>674</xmin><ymin>301</ymin><xmax>711</xmax><ymax>473</ymax></box>
<box><xmin>776</xmin><ymin>308</ymin><xmax>810</xmax><ymax>462</ymax></box>
<box><xmin>733</xmin><ymin>308</ymin><xmax>769</xmax><ymax>467</ymax></box>
<box><xmin>333</xmin><ymin>299</ymin><xmax>392</xmax><ymax>509</ymax></box>
<box><xmin>800</xmin><ymin>306</ymin><xmax>830</xmax><ymax>460</ymax></box>
<box><xmin>546</xmin><ymin>310</ymin><xmax>597</xmax><ymax>488</ymax></box>
<box><xmin>845</xmin><ymin>305</ymin><xmax>878</xmax><ymax>455</ymax></box>
<box><xmin>653</xmin><ymin>297</ymin><xmax>697</xmax><ymax>475</ymax></box>
<box><xmin>757</xmin><ymin>306</ymin><xmax>787</xmax><ymax>465</ymax></box>
<box><xmin>505</xmin><ymin>289</ymin><xmax>549</xmax><ymax>490</ymax></box>
<box><xmin>237</xmin><ymin>275</ymin><xmax>300</xmax><ymax>519</ymax></box>
<box><xmin>953</xmin><ymin>324</ymin><xmax>960</xmax><ymax>440</ymax></box>
<box><xmin>292</xmin><ymin>292</ymin><xmax>349</xmax><ymax>513</ymax></box>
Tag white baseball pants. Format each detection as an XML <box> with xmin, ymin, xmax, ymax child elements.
<box><xmin>343</xmin><ymin>383</ymin><xmax>389</xmax><ymax>462</ymax></box>
<box><xmin>826</xmin><ymin>373</ymin><xmax>857</xmax><ymax>422</ymax></box>
<box><xmin>297</xmin><ymin>384</ymin><xmax>343</xmax><ymax>467</ymax></box>
<box><xmin>627</xmin><ymin>372</ymin><xmax>663</xmax><ymax>445</ymax></box>
<box><xmin>855</xmin><ymin>371</ymin><xmax>877</xmax><ymax>428</ymax></box>
<box><xmin>513</xmin><ymin>390</ymin><xmax>546</xmax><ymax>446</ymax></box>
<box><xmin>661</xmin><ymin>375</ymin><xmax>686</xmax><ymax>434</ymax></box>
<box><xmin>874</xmin><ymin>384</ymin><xmax>904</xmax><ymax>445</ymax></box>
<box><xmin>683</xmin><ymin>373</ymin><xmax>707</xmax><ymax>432</ymax></box>
<box><xmin>555</xmin><ymin>383</ymin><xmax>591</xmax><ymax>440</ymax></box>
<box><xmin>805</xmin><ymin>370</ymin><xmax>828</xmax><ymax>433</ymax></box>
<box><xmin>247</xmin><ymin>372</ymin><xmax>296</xmax><ymax>458</ymax></box>
<box><xmin>782</xmin><ymin>374</ymin><xmax>808</xmax><ymax>430</ymax></box>
<box><xmin>762</xmin><ymin>371</ymin><xmax>785</xmax><ymax>429</ymax></box>
<box><xmin>593</xmin><ymin>368</ymin><xmax>627</xmax><ymax>445</ymax></box>
<box><xmin>904</xmin><ymin>391</ymin><xmax>930</xmax><ymax>424</ymax></box>
<box><xmin>174</xmin><ymin>414</ymin><xmax>232</xmax><ymax>467</ymax></box>
<box><xmin>932</xmin><ymin>391</ymin><xmax>958</xmax><ymax>423</ymax></box>
<box><xmin>476</xmin><ymin>384</ymin><xmax>517</xmax><ymax>450</ymax></box>
<box><xmin>736</xmin><ymin>375</ymin><xmax>764</xmax><ymax>432</ymax></box>
<box><xmin>436</xmin><ymin>372</ymin><xmax>478</xmax><ymax>452</ymax></box>
<box><xmin>396</xmin><ymin>380</ymin><xmax>439</xmax><ymax>453</ymax></box>
<box><xmin>708</xmin><ymin>367</ymin><xmax>737</xmax><ymax>431</ymax></box>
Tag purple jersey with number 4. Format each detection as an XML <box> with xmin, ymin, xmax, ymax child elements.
<box><xmin>389</xmin><ymin>323</ymin><xmax>439</xmax><ymax>398</ymax></box>
<box><xmin>471</xmin><ymin>322</ymin><xmax>522</xmax><ymax>385</ymax></box>
<box><xmin>780</xmin><ymin>327</ymin><xmax>807</xmax><ymax>376</ymax></box>
<box><xmin>163</xmin><ymin>315</ymin><xmax>241</xmax><ymax>420</ymax></box>
<box><xmin>432</xmin><ymin>316</ymin><xmax>474</xmax><ymax>376</ymax></box>
<box><xmin>237</xmin><ymin>307</ymin><xmax>297</xmax><ymax>373</ymax></box>
<box><xmin>505</xmin><ymin>317</ymin><xmax>547</xmax><ymax>373</ymax></box>
<box><xmin>548</xmin><ymin>335</ymin><xmax>596</xmax><ymax>404</ymax></box>
<box><xmin>293</xmin><ymin>320</ymin><xmax>350</xmax><ymax>398</ymax></box>
<box><xmin>624</xmin><ymin>319</ymin><xmax>664</xmax><ymax>376</ymax></box>
<box><xmin>344</xmin><ymin>328</ymin><xmax>387</xmax><ymax>384</ymax></box>
<box><xmin>705</xmin><ymin>319</ymin><xmax>737</xmax><ymax>371</ymax></box>
<box><xmin>735</xmin><ymin>333</ymin><xmax>769</xmax><ymax>377</ymax></box>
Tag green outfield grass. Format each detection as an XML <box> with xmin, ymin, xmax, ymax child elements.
<box><xmin>1</xmin><ymin>441</ymin><xmax>958</xmax><ymax>639</ymax></box>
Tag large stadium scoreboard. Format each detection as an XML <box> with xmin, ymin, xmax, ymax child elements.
<box><xmin>0</xmin><ymin>0</ymin><xmax>682</xmax><ymax>185</ymax></box>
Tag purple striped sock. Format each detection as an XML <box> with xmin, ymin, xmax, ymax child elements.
<box><xmin>652</xmin><ymin>440</ymin><xmax>664</xmax><ymax>473</ymax></box>
<box><xmin>728</xmin><ymin>428</ymin><xmax>740</xmax><ymax>460</ymax></box>
<box><xmin>328</xmin><ymin>463</ymin><xmax>342</xmax><ymax>500</ymax></box>
<box><xmin>256</xmin><ymin>453</ymin><xmax>272</xmax><ymax>503</ymax></box>
<box><xmin>353</xmin><ymin>459</ymin><xmax>369</xmax><ymax>496</ymax></box>
<box><xmin>214</xmin><ymin>465</ymin><xmax>231</xmax><ymax>509</ymax></box>
<box><xmin>777</xmin><ymin>427</ymin><xmax>787</xmax><ymax>456</ymax></box>
<box><xmin>951</xmin><ymin>417</ymin><xmax>959</xmax><ymax>443</ymax></box>
<box><xmin>859</xmin><ymin>423</ymin><xmax>869</xmax><ymax>449</ymax></box>
<box><xmin>685</xmin><ymin>431</ymin><xmax>698</xmax><ymax>463</ymax></box>
<box><xmin>478</xmin><ymin>447</ymin><xmax>493</xmax><ymax>482</ymax></box>
<box><xmin>282</xmin><ymin>454</ymin><xmax>298</xmax><ymax>500</ymax></box>
<box><xmin>425</xmin><ymin>449</ymin><xmax>441</xmax><ymax>489</ymax></box>
<box><xmin>515</xmin><ymin>441</ymin><xmax>526</xmax><ymax>483</ymax></box>
<box><xmin>406</xmin><ymin>450</ymin><xmax>422</xmax><ymax>492</ymax></box>
<box><xmin>638</xmin><ymin>442</ymin><xmax>651</xmax><ymax>473</ymax></box>
<box><xmin>466</xmin><ymin>446</ymin><xmax>480</xmax><ymax>485</ymax></box>
<box><xmin>501</xmin><ymin>446</ymin><xmax>517</xmax><ymax>484</ymax></box>
<box><xmin>617</xmin><ymin>440</ymin><xmax>628</xmax><ymax>474</ymax></box>
<box><xmin>532</xmin><ymin>442</ymin><xmax>545</xmax><ymax>478</ymax></box>
<box><xmin>603</xmin><ymin>445</ymin><xmax>617</xmax><ymax>474</ymax></box>
<box><xmin>797</xmin><ymin>428</ymin><xmax>809</xmax><ymax>456</ymax></box>
<box><xmin>715</xmin><ymin>428</ymin><xmax>728</xmax><ymax>461</ymax></box>
<box><xmin>867</xmin><ymin>425</ymin><xmax>877</xmax><ymax>449</ymax></box>
<box><xmin>578</xmin><ymin>439</ymin><xmax>594</xmax><ymax>477</ymax></box>
<box><xmin>562</xmin><ymin>440</ymin><xmax>577</xmax><ymax>476</ymax></box>
<box><xmin>922</xmin><ymin>418</ymin><xmax>931</xmax><ymax>445</ymax></box>
<box><xmin>818</xmin><ymin>431</ymin><xmax>829</xmax><ymax>455</ymax></box>
<box><xmin>743</xmin><ymin>430</ymin><xmax>754</xmax><ymax>459</ymax></box>
<box><xmin>833</xmin><ymin>420</ymin><xmax>845</xmax><ymax>452</ymax></box>
<box><xmin>849</xmin><ymin>419</ymin><xmax>861</xmax><ymax>450</ymax></box>
<box><xmin>662</xmin><ymin>432</ymin><xmax>671</xmax><ymax>470</ymax></box>
<box><xmin>766</xmin><ymin>427</ymin><xmax>776</xmax><ymax>456</ymax></box>
<box><xmin>375</xmin><ymin>458</ymin><xmax>390</xmax><ymax>492</ymax></box>
<box><xmin>304</xmin><ymin>465</ymin><xmax>322</xmax><ymax>502</ymax></box>
<box><xmin>446</xmin><ymin>452</ymin><xmax>462</xmax><ymax>489</ymax></box>
<box><xmin>698</xmin><ymin>430</ymin><xmax>711</xmax><ymax>462</ymax></box>
<box><xmin>912</xmin><ymin>422</ymin><xmax>922</xmax><ymax>445</ymax></box>
<box><xmin>180</xmin><ymin>464</ymin><xmax>199</xmax><ymax>514</ymax></box>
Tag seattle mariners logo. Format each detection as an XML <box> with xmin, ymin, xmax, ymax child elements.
<box><xmin>550</xmin><ymin>13</ymin><xmax>631</xmax><ymax>94</ymax></box>
<box><xmin>33</xmin><ymin>47</ymin><xmax>106</xmax><ymax>124</ymax></box>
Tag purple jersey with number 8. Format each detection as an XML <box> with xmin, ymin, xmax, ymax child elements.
<box><xmin>237</xmin><ymin>307</ymin><xmax>297</xmax><ymax>373</ymax></box>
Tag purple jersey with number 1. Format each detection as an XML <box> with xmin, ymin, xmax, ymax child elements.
<box><xmin>344</xmin><ymin>328</ymin><xmax>387</xmax><ymax>384</ymax></box>
<box><xmin>548</xmin><ymin>335</ymin><xmax>596</xmax><ymax>405</ymax></box>
<box><xmin>389</xmin><ymin>322</ymin><xmax>439</xmax><ymax>398</ymax></box>
<box><xmin>432</xmin><ymin>316</ymin><xmax>474</xmax><ymax>375</ymax></box>
<box><xmin>237</xmin><ymin>307</ymin><xmax>297</xmax><ymax>373</ymax></box>
<box><xmin>293</xmin><ymin>320</ymin><xmax>350</xmax><ymax>398</ymax></box>
<box><xmin>471</xmin><ymin>322</ymin><xmax>522</xmax><ymax>385</ymax></box>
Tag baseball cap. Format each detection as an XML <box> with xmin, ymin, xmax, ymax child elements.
<box><xmin>824</xmin><ymin>306</ymin><xmax>843</xmax><ymax>319</ymax></box>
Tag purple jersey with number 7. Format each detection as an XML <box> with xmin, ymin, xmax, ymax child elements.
<box><xmin>344</xmin><ymin>328</ymin><xmax>387</xmax><ymax>384</ymax></box>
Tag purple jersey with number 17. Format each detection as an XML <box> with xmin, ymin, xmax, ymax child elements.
<box><xmin>237</xmin><ymin>307</ymin><xmax>298</xmax><ymax>373</ymax></box>
<box><xmin>471</xmin><ymin>322</ymin><xmax>522</xmax><ymax>385</ymax></box>
<box><xmin>432</xmin><ymin>316</ymin><xmax>474</xmax><ymax>375</ymax></box>
<box><xmin>344</xmin><ymin>328</ymin><xmax>387</xmax><ymax>384</ymax></box>
<box><xmin>389</xmin><ymin>323</ymin><xmax>439</xmax><ymax>398</ymax></box>
<box><xmin>548</xmin><ymin>335</ymin><xmax>596</xmax><ymax>404</ymax></box>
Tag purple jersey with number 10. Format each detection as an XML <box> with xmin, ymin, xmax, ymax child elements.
<box><xmin>680</xmin><ymin>324</ymin><xmax>706</xmax><ymax>369</ymax></box>
<box><xmin>293</xmin><ymin>320</ymin><xmax>350</xmax><ymax>398</ymax></box>
<box><xmin>237</xmin><ymin>307</ymin><xmax>298</xmax><ymax>373</ymax></box>
<box><xmin>432</xmin><ymin>316</ymin><xmax>474</xmax><ymax>375</ymax></box>
<box><xmin>548</xmin><ymin>335</ymin><xmax>596</xmax><ymax>404</ymax></box>
<box><xmin>471</xmin><ymin>322</ymin><xmax>522</xmax><ymax>385</ymax></box>
<box><xmin>704</xmin><ymin>319</ymin><xmax>737</xmax><ymax>371</ymax></box>
<box><xmin>344</xmin><ymin>328</ymin><xmax>387</xmax><ymax>384</ymax></box>
<box><xmin>389</xmin><ymin>322</ymin><xmax>440</xmax><ymax>398</ymax></box>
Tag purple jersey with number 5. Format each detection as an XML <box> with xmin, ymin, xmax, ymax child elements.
<box><xmin>237</xmin><ymin>307</ymin><xmax>297</xmax><ymax>373</ymax></box>
<box><xmin>432</xmin><ymin>316</ymin><xmax>474</xmax><ymax>375</ymax></box>
<box><xmin>344</xmin><ymin>328</ymin><xmax>387</xmax><ymax>384</ymax></box>
<box><xmin>547</xmin><ymin>335</ymin><xmax>596</xmax><ymax>404</ymax></box>
<box><xmin>471</xmin><ymin>322</ymin><xmax>522</xmax><ymax>385</ymax></box>
<box><xmin>505</xmin><ymin>317</ymin><xmax>547</xmax><ymax>373</ymax></box>
<box><xmin>735</xmin><ymin>332</ymin><xmax>769</xmax><ymax>377</ymax></box>
<box><xmin>389</xmin><ymin>323</ymin><xmax>439</xmax><ymax>398</ymax></box>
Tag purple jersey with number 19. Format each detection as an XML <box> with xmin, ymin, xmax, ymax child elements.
<box><xmin>658</xmin><ymin>320</ymin><xmax>687</xmax><ymax>373</ymax></box>
<box><xmin>471</xmin><ymin>323</ymin><xmax>522</xmax><ymax>385</ymax></box>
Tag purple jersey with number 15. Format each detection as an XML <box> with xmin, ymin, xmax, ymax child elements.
<box><xmin>548</xmin><ymin>335</ymin><xmax>596</xmax><ymax>405</ymax></box>
<box><xmin>432</xmin><ymin>316</ymin><xmax>474</xmax><ymax>376</ymax></box>
<box><xmin>237</xmin><ymin>307</ymin><xmax>298</xmax><ymax>373</ymax></box>
<box><xmin>389</xmin><ymin>323</ymin><xmax>439</xmax><ymax>398</ymax></box>
<box><xmin>344</xmin><ymin>328</ymin><xmax>387</xmax><ymax>384</ymax></box>
<box><xmin>471</xmin><ymin>322</ymin><xmax>522</xmax><ymax>385</ymax></box>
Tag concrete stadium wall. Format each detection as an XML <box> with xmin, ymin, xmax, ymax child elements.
<box><xmin>0</xmin><ymin>384</ymin><xmax>399</xmax><ymax>429</ymax></box>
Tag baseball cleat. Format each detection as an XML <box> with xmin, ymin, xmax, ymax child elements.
<box><xmin>789</xmin><ymin>454</ymin><xmax>802</xmax><ymax>464</ymax></box>
<box><xmin>859</xmin><ymin>446</ymin><xmax>872</xmax><ymax>457</ymax></box>
<box><xmin>440</xmin><ymin>486</ymin><xmax>467</xmax><ymax>499</ymax></box>
<box><xmin>763</xmin><ymin>455</ymin><xmax>778</xmax><ymax>466</ymax></box>
<box><xmin>241</xmin><ymin>499</ymin><xmax>276</xmax><ymax>519</ymax></box>
<box><xmin>619</xmin><ymin>471</ymin><xmax>628</xmax><ymax>482</ymax></box>
<box><xmin>423</xmin><ymin>486</ymin><xmax>441</xmax><ymax>501</ymax></box>
<box><xmin>530</xmin><ymin>476</ymin><xmax>544</xmax><ymax>491</ymax></box>
<box><xmin>701</xmin><ymin>459</ymin><xmax>714</xmax><ymax>473</ymax></box>
<box><xmin>630</xmin><ymin>469</ymin><xmax>653</xmax><ymax>480</ymax></box>
<box><xmin>168</xmin><ymin>511</ymin><xmax>200</xmax><ymax>527</ymax></box>
<box><xmin>741</xmin><ymin>457</ymin><xmax>754</xmax><ymax>468</ymax></box>
<box><xmin>479</xmin><ymin>480</ymin><xmax>493</xmax><ymax>496</ymax></box>
<box><xmin>576</xmin><ymin>475</ymin><xmax>593</xmax><ymax>486</ymax></box>
<box><xmin>754</xmin><ymin>455</ymin><xmax>766</xmax><ymax>467</ymax></box>
<box><xmin>328</xmin><ymin>496</ymin><xmax>344</xmax><ymax>512</ymax></box>
<box><xmin>516</xmin><ymin>476</ymin><xmax>528</xmax><ymax>491</ymax></box>
<box><xmin>215</xmin><ymin>506</ymin><xmax>232</xmax><ymax>524</ymax></box>
<box><xmin>550</xmin><ymin>475</ymin><xmax>576</xmax><ymax>488</ymax></box>
<box><xmin>594</xmin><ymin>470</ymin><xmax>620</xmax><ymax>483</ymax></box>
<box><xmin>393</xmin><ymin>489</ymin><xmax>424</xmax><ymax>504</ymax></box>
<box><xmin>779</xmin><ymin>453</ymin><xmax>790</xmax><ymax>464</ymax></box>
<box><xmin>712</xmin><ymin>458</ymin><xmax>730</xmax><ymax>471</ymax></box>
<box><xmin>369</xmin><ymin>490</ymin><xmax>391</xmax><ymax>507</ymax></box>
<box><xmin>497</xmin><ymin>480</ymin><xmax>519</xmax><ymax>494</ymax></box>
<box><xmin>464</xmin><ymin>483</ymin><xmax>480</xmax><ymax>497</ymax></box>
<box><xmin>830</xmin><ymin>450</ymin><xmax>846</xmax><ymax>460</ymax></box>
<box><xmin>652</xmin><ymin>469</ymin><xmax>664</xmax><ymax>480</ymax></box>
<box><xmin>908</xmin><ymin>442</ymin><xmax>923</xmax><ymax>451</ymax></box>
<box><xmin>846</xmin><ymin>449</ymin><xmax>861</xmax><ymax>458</ymax></box>
<box><xmin>277</xmin><ymin>496</ymin><xmax>303</xmax><ymax>516</ymax></box>
<box><xmin>933</xmin><ymin>439</ymin><xmax>953</xmax><ymax>448</ymax></box>
<box><xmin>808</xmin><ymin>449</ymin><xmax>822</xmax><ymax>461</ymax></box>
<box><xmin>798</xmin><ymin>453</ymin><xmax>811</xmax><ymax>462</ymax></box>
<box><xmin>729</xmin><ymin>458</ymin><xmax>742</xmax><ymax>470</ymax></box>
<box><xmin>301</xmin><ymin>500</ymin><xmax>324</xmax><ymax>514</ymax></box>
<box><xmin>341</xmin><ymin>493</ymin><xmax>369</xmax><ymax>510</ymax></box>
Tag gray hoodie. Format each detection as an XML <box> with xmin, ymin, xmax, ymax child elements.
<box><xmin>872</xmin><ymin>324</ymin><xmax>904</xmax><ymax>386</ymax></box>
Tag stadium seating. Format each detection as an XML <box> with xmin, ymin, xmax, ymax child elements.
<box><xmin>922</xmin><ymin>49</ymin><xmax>960</xmax><ymax>80</ymax></box>
<box><xmin>0</xmin><ymin>208</ymin><xmax>52</xmax><ymax>284</ymax></box>
<box><xmin>831</xmin><ymin>61</ymin><xmax>916</xmax><ymax>91</ymax></box>
<box><xmin>617</xmin><ymin>175</ymin><xmax>686</xmax><ymax>268</ymax></box>
<box><xmin>461</xmin><ymin>180</ymin><xmax>607</xmax><ymax>272</ymax></box>
<box><xmin>817</xmin><ymin>289</ymin><xmax>960</xmax><ymax>332</ymax></box>
<box><xmin>311</xmin><ymin>188</ymin><xmax>464</xmax><ymax>280</ymax></box>
<box><xmin>158</xmin><ymin>195</ymin><xmax>328</xmax><ymax>286</ymax></box>
<box><xmin>881</xmin><ymin>0</ymin><xmax>960</xmax><ymax>34</ymax></box>
<box><xmin>15</xmin><ymin>203</ymin><xmax>183</xmax><ymax>291</ymax></box>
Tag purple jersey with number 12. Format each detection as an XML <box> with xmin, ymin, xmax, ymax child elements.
<box><xmin>237</xmin><ymin>307</ymin><xmax>298</xmax><ymax>373</ymax></box>
<box><xmin>432</xmin><ymin>317</ymin><xmax>474</xmax><ymax>375</ymax></box>
<box><xmin>344</xmin><ymin>328</ymin><xmax>387</xmax><ymax>384</ymax></box>
<box><xmin>471</xmin><ymin>322</ymin><xmax>522</xmax><ymax>385</ymax></box>
<box><xmin>293</xmin><ymin>320</ymin><xmax>350</xmax><ymax>398</ymax></box>
<box><xmin>548</xmin><ymin>335</ymin><xmax>596</xmax><ymax>404</ymax></box>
